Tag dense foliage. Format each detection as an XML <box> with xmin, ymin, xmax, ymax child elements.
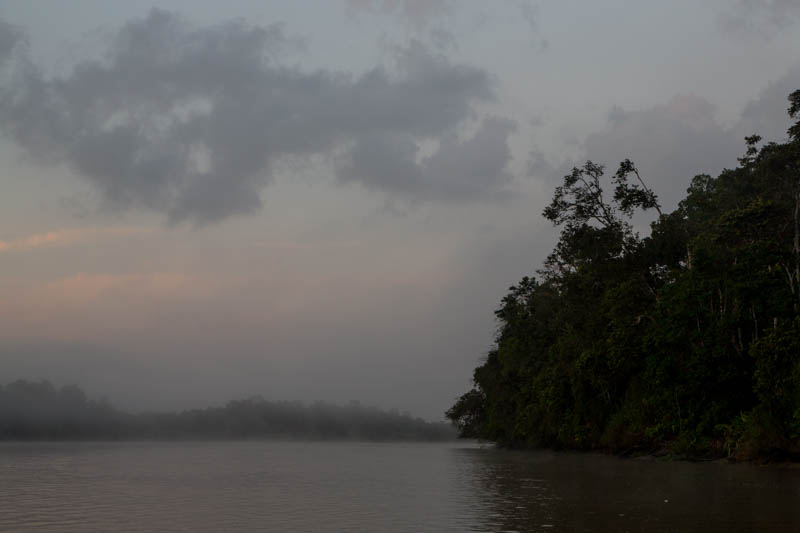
<box><xmin>448</xmin><ymin>91</ymin><xmax>800</xmax><ymax>460</ymax></box>
<box><xmin>0</xmin><ymin>380</ymin><xmax>454</xmax><ymax>441</ymax></box>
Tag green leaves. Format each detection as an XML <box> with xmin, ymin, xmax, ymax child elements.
<box><xmin>448</xmin><ymin>90</ymin><xmax>800</xmax><ymax>460</ymax></box>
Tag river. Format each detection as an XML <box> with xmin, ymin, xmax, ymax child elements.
<box><xmin>0</xmin><ymin>441</ymin><xmax>798</xmax><ymax>531</ymax></box>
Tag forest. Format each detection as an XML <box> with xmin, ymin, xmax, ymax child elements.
<box><xmin>0</xmin><ymin>380</ymin><xmax>454</xmax><ymax>441</ymax></box>
<box><xmin>447</xmin><ymin>90</ymin><xmax>800</xmax><ymax>461</ymax></box>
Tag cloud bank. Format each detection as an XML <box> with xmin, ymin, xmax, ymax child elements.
<box><xmin>0</xmin><ymin>9</ymin><xmax>513</xmax><ymax>224</ymax></box>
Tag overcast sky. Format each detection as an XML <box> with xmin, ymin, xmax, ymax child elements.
<box><xmin>1</xmin><ymin>0</ymin><xmax>799</xmax><ymax>419</ymax></box>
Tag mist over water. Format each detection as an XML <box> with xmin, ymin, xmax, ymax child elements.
<box><xmin>1</xmin><ymin>2</ymin><xmax>800</xmax><ymax>531</ymax></box>
<box><xmin>1</xmin><ymin>441</ymin><xmax>798</xmax><ymax>532</ymax></box>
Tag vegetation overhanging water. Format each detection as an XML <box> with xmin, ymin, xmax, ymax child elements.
<box><xmin>447</xmin><ymin>90</ymin><xmax>800</xmax><ymax>462</ymax></box>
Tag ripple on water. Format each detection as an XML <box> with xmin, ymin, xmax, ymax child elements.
<box><xmin>0</xmin><ymin>442</ymin><xmax>798</xmax><ymax>532</ymax></box>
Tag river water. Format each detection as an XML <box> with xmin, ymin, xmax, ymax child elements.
<box><xmin>0</xmin><ymin>441</ymin><xmax>798</xmax><ymax>532</ymax></box>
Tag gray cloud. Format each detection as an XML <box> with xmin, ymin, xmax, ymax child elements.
<box><xmin>344</xmin><ymin>0</ymin><xmax>452</xmax><ymax>29</ymax></box>
<box><xmin>516</xmin><ymin>1</ymin><xmax>546</xmax><ymax>50</ymax></box>
<box><xmin>429</xmin><ymin>27</ymin><xmax>457</xmax><ymax>51</ymax></box>
<box><xmin>0</xmin><ymin>19</ymin><xmax>24</xmax><ymax>65</ymax></box>
<box><xmin>526</xmin><ymin>147</ymin><xmax>554</xmax><ymax>178</ymax></box>
<box><xmin>583</xmin><ymin>95</ymin><xmax>739</xmax><ymax>210</ymax></box>
<box><xmin>558</xmin><ymin>65</ymin><xmax>800</xmax><ymax>213</ymax></box>
<box><xmin>736</xmin><ymin>64</ymin><xmax>800</xmax><ymax>142</ymax></box>
<box><xmin>719</xmin><ymin>0</ymin><xmax>800</xmax><ymax>37</ymax></box>
<box><xmin>337</xmin><ymin>117</ymin><xmax>515</xmax><ymax>201</ymax></box>
<box><xmin>0</xmin><ymin>9</ymin><xmax>509</xmax><ymax>224</ymax></box>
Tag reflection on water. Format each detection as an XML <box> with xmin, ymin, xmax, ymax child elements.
<box><xmin>451</xmin><ymin>446</ymin><xmax>800</xmax><ymax>532</ymax></box>
<box><xmin>0</xmin><ymin>441</ymin><xmax>798</xmax><ymax>532</ymax></box>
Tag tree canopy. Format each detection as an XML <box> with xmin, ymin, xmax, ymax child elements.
<box><xmin>447</xmin><ymin>90</ymin><xmax>800</xmax><ymax>460</ymax></box>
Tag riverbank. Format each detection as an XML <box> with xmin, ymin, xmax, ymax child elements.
<box><xmin>473</xmin><ymin>439</ymin><xmax>800</xmax><ymax>466</ymax></box>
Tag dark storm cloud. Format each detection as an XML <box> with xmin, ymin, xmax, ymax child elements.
<box><xmin>0</xmin><ymin>9</ymin><xmax>509</xmax><ymax>224</ymax></box>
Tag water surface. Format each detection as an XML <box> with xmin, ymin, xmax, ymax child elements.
<box><xmin>0</xmin><ymin>441</ymin><xmax>798</xmax><ymax>531</ymax></box>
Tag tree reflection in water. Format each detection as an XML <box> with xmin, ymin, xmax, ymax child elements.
<box><xmin>449</xmin><ymin>445</ymin><xmax>800</xmax><ymax>532</ymax></box>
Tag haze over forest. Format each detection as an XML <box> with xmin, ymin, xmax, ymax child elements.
<box><xmin>0</xmin><ymin>379</ymin><xmax>454</xmax><ymax>440</ymax></box>
<box><xmin>1</xmin><ymin>1</ymin><xmax>800</xmax><ymax>421</ymax></box>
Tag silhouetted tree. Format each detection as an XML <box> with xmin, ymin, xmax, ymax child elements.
<box><xmin>448</xmin><ymin>90</ymin><xmax>800</xmax><ymax>460</ymax></box>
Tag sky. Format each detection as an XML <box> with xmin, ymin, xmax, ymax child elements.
<box><xmin>0</xmin><ymin>0</ymin><xmax>799</xmax><ymax>419</ymax></box>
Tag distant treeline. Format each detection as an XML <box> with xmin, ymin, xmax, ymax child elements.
<box><xmin>447</xmin><ymin>91</ymin><xmax>800</xmax><ymax>461</ymax></box>
<box><xmin>0</xmin><ymin>380</ymin><xmax>455</xmax><ymax>441</ymax></box>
